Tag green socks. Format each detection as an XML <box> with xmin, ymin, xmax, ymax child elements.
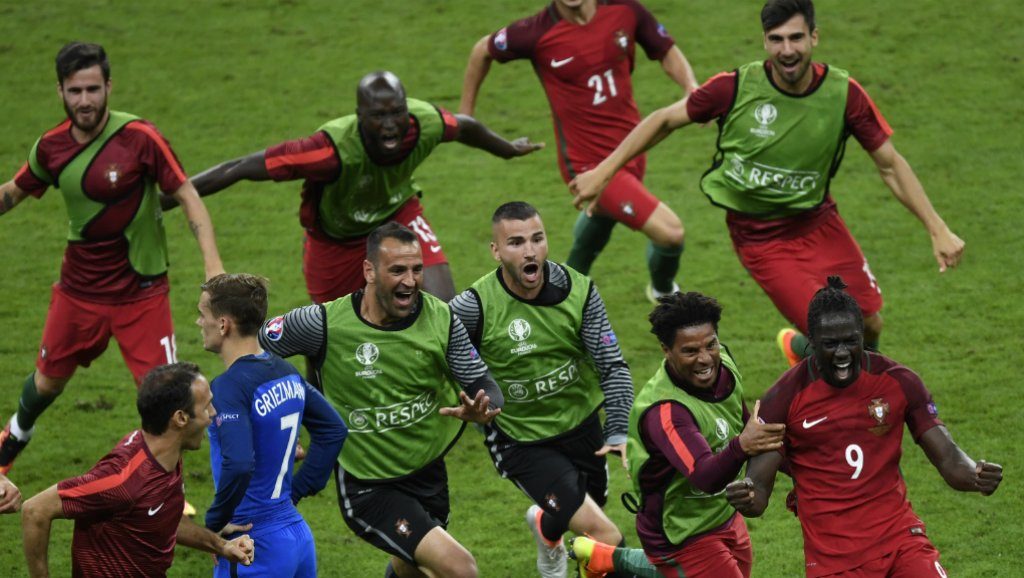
<box><xmin>611</xmin><ymin>547</ymin><xmax>662</xmax><ymax>578</ymax></box>
<box><xmin>16</xmin><ymin>372</ymin><xmax>57</xmax><ymax>433</ymax></box>
<box><xmin>566</xmin><ymin>212</ymin><xmax>616</xmax><ymax>275</ymax></box>
<box><xmin>646</xmin><ymin>241</ymin><xmax>684</xmax><ymax>294</ymax></box>
<box><xmin>792</xmin><ymin>332</ymin><xmax>812</xmax><ymax>359</ymax></box>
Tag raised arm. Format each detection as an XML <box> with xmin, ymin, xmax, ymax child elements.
<box><xmin>725</xmin><ymin>450</ymin><xmax>785</xmax><ymax>518</ymax></box>
<box><xmin>918</xmin><ymin>425</ymin><xmax>1002</xmax><ymax>494</ymax></box>
<box><xmin>869</xmin><ymin>140</ymin><xmax>964</xmax><ymax>272</ymax></box>
<box><xmin>459</xmin><ymin>35</ymin><xmax>495</xmax><ymax>116</ymax></box>
<box><xmin>21</xmin><ymin>484</ymin><xmax>63</xmax><ymax>578</ymax></box>
<box><xmin>161</xmin><ymin>151</ymin><xmax>270</xmax><ymax>211</ymax></box>
<box><xmin>0</xmin><ymin>180</ymin><xmax>30</xmax><ymax>217</ymax></box>
<box><xmin>452</xmin><ymin>113</ymin><xmax>543</xmax><ymax>159</ymax></box>
<box><xmin>659</xmin><ymin>45</ymin><xmax>699</xmax><ymax>96</ymax></box>
<box><xmin>569</xmin><ymin>97</ymin><xmax>693</xmax><ymax>213</ymax></box>
<box><xmin>171</xmin><ymin>180</ymin><xmax>225</xmax><ymax>280</ymax></box>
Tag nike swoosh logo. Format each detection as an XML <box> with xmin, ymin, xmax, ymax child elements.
<box><xmin>550</xmin><ymin>57</ymin><xmax>574</xmax><ymax>68</ymax></box>
<box><xmin>802</xmin><ymin>417</ymin><xmax>828</xmax><ymax>429</ymax></box>
<box><xmin>430</xmin><ymin>245</ymin><xmax>443</xmax><ymax>253</ymax></box>
<box><xmin>148</xmin><ymin>503</ymin><xmax>164</xmax><ymax>516</ymax></box>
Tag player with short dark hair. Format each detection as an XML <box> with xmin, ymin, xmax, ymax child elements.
<box><xmin>461</xmin><ymin>0</ymin><xmax>699</xmax><ymax>303</ymax></box>
<box><xmin>257</xmin><ymin>223</ymin><xmax>504</xmax><ymax>578</ymax></box>
<box><xmin>198</xmin><ymin>273</ymin><xmax>348</xmax><ymax>577</ymax></box>
<box><xmin>0</xmin><ymin>41</ymin><xmax>224</xmax><ymax>475</ymax></box>
<box><xmin>570</xmin><ymin>0</ymin><xmax>964</xmax><ymax>364</ymax></box>
<box><xmin>164</xmin><ymin>70</ymin><xmax>541</xmax><ymax>304</ymax></box>
<box><xmin>450</xmin><ymin>202</ymin><xmax>635</xmax><ymax>578</ymax></box>
<box><xmin>569</xmin><ymin>292</ymin><xmax>784</xmax><ymax>578</ymax></box>
<box><xmin>20</xmin><ymin>363</ymin><xmax>254</xmax><ymax>577</ymax></box>
<box><xmin>726</xmin><ymin>276</ymin><xmax>1003</xmax><ymax>577</ymax></box>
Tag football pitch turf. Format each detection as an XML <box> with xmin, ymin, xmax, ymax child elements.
<box><xmin>0</xmin><ymin>0</ymin><xmax>1020</xmax><ymax>575</ymax></box>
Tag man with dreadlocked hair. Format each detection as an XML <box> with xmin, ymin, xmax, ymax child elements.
<box><xmin>726</xmin><ymin>276</ymin><xmax>1003</xmax><ymax>577</ymax></box>
<box><xmin>570</xmin><ymin>292</ymin><xmax>784</xmax><ymax>578</ymax></box>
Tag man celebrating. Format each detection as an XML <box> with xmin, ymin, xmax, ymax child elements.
<box><xmin>166</xmin><ymin>70</ymin><xmax>541</xmax><ymax>303</ymax></box>
<box><xmin>569</xmin><ymin>292</ymin><xmax>784</xmax><ymax>578</ymax></box>
<box><xmin>258</xmin><ymin>222</ymin><xmax>504</xmax><ymax>578</ymax></box>
<box><xmin>197</xmin><ymin>273</ymin><xmax>348</xmax><ymax>577</ymax></box>
<box><xmin>571</xmin><ymin>0</ymin><xmax>964</xmax><ymax>361</ymax></box>
<box><xmin>0</xmin><ymin>42</ymin><xmax>224</xmax><ymax>473</ymax></box>
<box><xmin>726</xmin><ymin>276</ymin><xmax>1003</xmax><ymax>577</ymax></box>
<box><xmin>461</xmin><ymin>0</ymin><xmax>698</xmax><ymax>301</ymax></box>
<box><xmin>449</xmin><ymin>202</ymin><xmax>634</xmax><ymax>578</ymax></box>
<box><xmin>20</xmin><ymin>363</ymin><xmax>254</xmax><ymax>577</ymax></box>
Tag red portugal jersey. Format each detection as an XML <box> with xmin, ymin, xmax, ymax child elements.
<box><xmin>13</xmin><ymin>116</ymin><xmax>186</xmax><ymax>303</ymax></box>
<box><xmin>57</xmin><ymin>430</ymin><xmax>185</xmax><ymax>578</ymax></box>
<box><xmin>488</xmin><ymin>0</ymin><xmax>675</xmax><ymax>179</ymax></box>
<box><xmin>759</xmin><ymin>353</ymin><xmax>943</xmax><ymax>577</ymax></box>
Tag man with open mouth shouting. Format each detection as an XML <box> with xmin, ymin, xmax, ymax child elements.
<box><xmin>449</xmin><ymin>202</ymin><xmax>634</xmax><ymax>578</ymax></box>
<box><xmin>726</xmin><ymin>276</ymin><xmax>1003</xmax><ymax>577</ymax></box>
<box><xmin>164</xmin><ymin>70</ymin><xmax>542</xmax><ymax>305</ymax></box>
<box><xmin>257</xmin><ymin>222</ymin><xmax>505</xmax><ymax>578</ymax></box>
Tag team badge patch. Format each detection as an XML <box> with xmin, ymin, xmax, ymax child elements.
<box><xmin>545</xmin><ymin>493</ymin><xmax>560</xmax><ymax>511</ymax></box>
<box><xmin>395</xmin><ymin>518</ymin><xmax>412</xmax><ymax>537</ymax></box>
<box><xmin>600</xmin><ymin>331</ymin><xmax>618</xmax><ymax>346</ymax></box>
<box><xmin>106</xmin><ymin>164</ymin><xmax>120</xmax><ymax>188</ymax></box>
<box><xmin>508</xmin><ymin>319</ymin><xmax>531</xmax><ymax>342</ymax></box>
<box><xmin>715</xmin><ymin>417</ymin><xmax>730</xmax><ymax>440</ymax></box>
<box><xmin>927</xmin><ymin>401</ymin><xmax>939</xmax><ymax>417</ymax></box>
<box><xmin>355</xmin><ymin>342</ymin><xmax>380</xmax><ymax>366</ymax></box>
<box><xmin>657</xmin><ymin>23</ymin><xmax>670</xmax><ymax>38</ymax></box>
<box><xmin>264</xmin><ymin>316</ymin><xmax>284</xmax><ymax>341</ymax></box>
<box><xmin>614</xmin><ymin>29</ymin><xmax>629</xmax><ymax>53</ymax></box>
<box><xmin>867</xmin><ymin>398</ymin><xmax>892</xmax><ymax>436</ymax></box>
<box><xmin>494</xmin><ymin>27</ymin><xmax>508</xmax><ymax>51</ymax></box>
<box><xmin>620</xmin><ymin>201</ymin><xmax>635</xmax><ymax>217</ymax></box>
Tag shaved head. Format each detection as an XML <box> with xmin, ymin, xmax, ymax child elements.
<box><xmin>357</xmin><ymin>70</ymin><xmax>405</xmax><ymax>108</ymax></box>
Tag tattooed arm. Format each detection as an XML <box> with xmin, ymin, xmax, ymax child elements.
<box><xmin>171</xmin><ymin>180</ymin><xmax>224</xmax><ymax>279</ymax></box>
<box><xmin>0</xmin><ymin>181</ymin><xmax>29</xmax><ymax>217</ymax></box>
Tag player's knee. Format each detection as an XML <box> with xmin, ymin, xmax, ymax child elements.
<box><xmin>435</xmin><ymin>551</ymin><xmax>478</xmax><ymax>578</ymax></box>
<box><xmin>648</xmin><ymin>218</ymin><xmax>685</xmax><ymax>248</ymax></box>
<box><xmin>34</xmin><ymin>372</ymin><xmax>70</xmax><ymax>397</ymax></box>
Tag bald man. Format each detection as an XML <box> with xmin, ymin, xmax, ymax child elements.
<box><xmin>166</xmin><ymin>70</ymin><xmax>542</xmax><ymax>303</ymax></box>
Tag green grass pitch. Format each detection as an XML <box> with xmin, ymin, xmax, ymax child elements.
<box><xmin>0</xmin><ymin>0</ymin><xmax>1020</xmax><ymax>575</ymax></box>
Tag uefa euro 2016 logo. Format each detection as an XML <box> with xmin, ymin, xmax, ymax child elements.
<box><xmin>507</xmin><ymin>319</ymin><xmax>532</xmax><ymax>342</ymax></box>
<box><xmin>754</xmin><ymin>103</ymin><xmax>778</xmax><ymax>126</ymax></box>
<box><xmin>355</xmin><ymin>342</ymin><xmax>379</xmax><ymax>366</ymax></box>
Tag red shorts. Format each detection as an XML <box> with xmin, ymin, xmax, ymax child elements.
<box><xmin>732</xmin><ymin>210</ymin><xmax>883</xmax><ymax>333</ymax></box>
<box><xmin>821</xmin><ymin>535</ymin><xmax>944</xmax><ymax>578</ymax></box>
<box><xmin>650</xmin><ymin>515</ymin><xmax>752</xmax><ymax>578</ymax></box>
<box><xmin>571</xmin><ymin>158</ymin><xmax>660</xmax><ymax>230</ymax></box>
<box><xmin>302</xmin><ymin>197</ymin><xmax>448</xmax><ymax>303</ymax></box>
<box><xmin>37</xmin><ymin>285</ymin><xmax>176</xmax><ymax>384</ymax></box>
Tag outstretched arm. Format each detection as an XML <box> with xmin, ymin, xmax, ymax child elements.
<box><xmin>0</xmin><ymin>180</ymin><xmax>30</xmax><ymax>217</ymax></box>
<box><xmin>659</xmin><ymin>45</ymin><xmax>699</xmax><ymax>96</ymax></box>
<box><xmin>21</xmin><ymin>484</ymin><xmax>63</xmax><ymax>578</ymax></box>
<box><xmin>459</xmin><ymin>35</ymin><xmax>495</xmax><ymax>116</ymax></box>
<box><xmin>725</xmin><ymin>450</ymin><xmax>784</xmax><ymax>518</ymax></box>
<box><xmin>919</xmin><ymin>425</ymin><xmax>1002</xmax><ymax>494</ymax></box>
<box><xmin>452</xmin><ymin>114</ymin><xmax>543</xmax><ymax>159</ymax></box>
<box><xmin>569</xmin><ymin>97</ymin><xmax>692</xmax><ymax>214</ymax></box>
<box><xmin>869</xmin><ymin>140</ymin><xmax>964</xmax><ymax>272</ymax></box>
<box><xmin>171</xmin><ymin>180</ymin><xmax>225</xmax><ymax>280</ymax></box>
<box><xmin>160</xmin><ymin>151</ymin><xmax>270</xmax><ymax>211</ymax></box>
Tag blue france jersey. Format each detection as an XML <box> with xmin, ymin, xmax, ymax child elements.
<box><xmin>208</xmin><ymin>352</ymin><xmax>308</xmax><ymax>530</ymax></box>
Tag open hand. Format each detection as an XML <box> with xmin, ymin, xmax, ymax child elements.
<box><xmin>595</xmin><ymin>443</ymin><xmax>628</xmax><ymax>471</ymax></box>
<box><xmin>509</xmin><ymin>137</ymin><xmax>545</xmax><ymax>157</ymax></box>
<box><xmin>439</xmin><ymin>390</ymin><xmax>501</xmax><ymax>424</ymax></box>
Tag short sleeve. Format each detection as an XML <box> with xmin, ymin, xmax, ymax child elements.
<box><xmin>686</xmin><ymin>72</ymin><xmax>737</xmax><ymax>124</ymax></box>
<box><xmin>58</xmin><ymin>459</ymin><xmax>135</xmax><ymax>521</ymax></box>
<box><xmin>13</xmin><ymin>162</ymin><xmax>49</xmax><ymax>198</ymax></box>
<box><xmin>435</xmin><ymin>106</ymin><xmax>460</xmax><ymax>143</ymax></box>
<box><xmin>625</xmin><ymin>0</ymin><xmax>675</xmax><ymax>60</ymax></box>
<box><xmin>264</xmin><ymin>131</ymin><xmax>341</xmax><ymax>182</ymax></box>
<box><xmin>488</xmin><ymin>10</ymin><xmax>551</xmax><ymax>63</ymax></box>
<box><xmin>891</xmin><ymin>367</ymin><xmax>944</xmax><ymax>441</ymax></box>
<box><xmin>846</xmin><ymin>77</ymin><xmax>893</xmax><ymax>152</ymax></box>
<box><xmin>123</xmin><ymin>121</ymin><xmax>188</xmax><ymax>195</ymax></box>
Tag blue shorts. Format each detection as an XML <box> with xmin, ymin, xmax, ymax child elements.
<box><xmin>216</xmin><ymin>519</ymin><xmax>316</xmax><ymax>577</ymax></box>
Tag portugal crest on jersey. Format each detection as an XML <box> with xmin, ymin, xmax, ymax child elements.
<box><xmin>106</xmin><ymin>164</ymin><xmax>120</xmax><ymax>188</ymax></box>
<box><xmin>614</xmin><ymin>29</ymin><xmax>629</xmax><ymax>56</ymax></box>
<box><xmin>867</xmin><ymin>398</ymin><xmax>892</xmax><ymax>436</ymax></box>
